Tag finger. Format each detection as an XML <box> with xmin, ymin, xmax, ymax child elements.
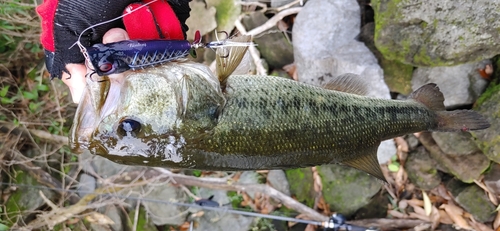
<box><xmin>103</xmin><ymin>28</ymin><xmax>130</xmax><ymax>44</ymax></box>
<box><xmin>62</xmin><ymin>64</ymin><xmax>88</xmax><ymax>103</ymax></box>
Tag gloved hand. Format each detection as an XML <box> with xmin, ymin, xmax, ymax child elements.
<box><xmin>36</xmin><ymin>0</ymin><xmax>191</xmax><ymax>80</ymax></box>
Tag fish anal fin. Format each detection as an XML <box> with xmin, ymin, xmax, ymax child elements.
<box><xmin>409</xmin><ymin>83</ymin><xmax>445</xmax><ymax>111</ymax></box>
<box><xmin>321</xmin><ymin>73</ymin><xmax>369</xmax><ymax>96</ymax></box>
<box><xmin>342</xmin><ymin>148</ymin><xmax>386</xmax><ymax>182</ymax></box>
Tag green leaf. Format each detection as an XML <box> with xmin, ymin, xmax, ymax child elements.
<box><xmin>0</xmin><ymin>223</ymin><xmax>9</xmax><ymax>231</ymax></box>
<box><xmin>388</xmin><ymin>163</ymin><xmax>400</xmax><ymax>172</ymax></box>
<box><xmin>0</xmin><ymin>86</ymin><xmax>9</xmax><ymax>97</ymax></box>
<box><xmin>28</xmin><ymin>102</ymin><xmax>40</xmax><ymax>112</ymax></box>
<box><xmin>22</xmin><ymin>90</ymin><xmax>38</xmax><ymax>100</ymax></box>
<box><xmin>37</xmin><ymin>84</ymin><xmax>49</xmax><ymax>91</ymax></box>
<box><xmin>1</xmin><ymin>97</ymin><xmax>14</xmax><ymax>104</ymax></box>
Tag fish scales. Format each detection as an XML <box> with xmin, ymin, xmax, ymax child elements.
<box><xmin>188</xmin><ymin>75</ymin><xmax>435</xmax><ymax>168</ymax></box>
<box><xmin>71</xmin><ymin>62</ymin><xmax>490</xmax><ymax>181</ymax></box>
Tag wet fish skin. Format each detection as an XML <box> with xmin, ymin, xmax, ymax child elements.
<box><xmin>71</xmin><ymin>62</ymin><xmax>490</xmax><ymax>181</ymax></box>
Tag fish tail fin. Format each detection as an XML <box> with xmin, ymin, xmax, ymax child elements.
<box><xmin>435</xmin><ymin>110</ymin><xmax>490</xmax><ymax>132</ymax></box>
<box><xmin>410</xmin><ymin>83</ymin><xmax>490</xmax><ymax>132</ymax></box>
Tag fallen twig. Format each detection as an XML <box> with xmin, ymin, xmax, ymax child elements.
<box><xmin>109</xmin><ymin>168</ymin><xmax>329</xmax><ymax>222</ymax></box>
<box><xmin>0</xmin><ymin>121</ymin><xmax>68</xmax><ymax>145</ymax></box>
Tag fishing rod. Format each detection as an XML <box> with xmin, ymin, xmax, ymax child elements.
<box><xmin>1</xmin><ymin>182</ymin><xmax>379</xmax><ymax>231</ymax></box>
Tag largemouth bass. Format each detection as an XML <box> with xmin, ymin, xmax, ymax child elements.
<box><xmin>70</xmin><ymin>62</ymin><xmax>490</xmax><ymax>181</ymax></box>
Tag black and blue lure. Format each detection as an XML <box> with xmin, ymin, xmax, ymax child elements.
<box><xmin>84</xmin><ymin>31</ymin><xmax>248</xmax><ymax>76</ymax></box>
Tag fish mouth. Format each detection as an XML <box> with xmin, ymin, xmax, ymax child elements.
<box><xmin>69</xmin><ymin>75</ymin><xmax>124</xmax><ymax>153</ymax></box>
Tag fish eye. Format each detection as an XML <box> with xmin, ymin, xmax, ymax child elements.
<box><xmin>117</xmin><ymin>119</ymin><xmax>142</xmax><ymax>137</ymax></box>
<box><xmin>99</xmin><ymin>62</ymin><xmax>113</xmax><ymax>73</ymax></box>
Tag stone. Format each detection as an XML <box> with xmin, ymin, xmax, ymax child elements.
<box><xmin>358</xmin><ymin>22</ymin><xmax>414</xmax><ymax>95</ymax></box>
<box><xmin>267</xmin><ymin>170</ymin><xmax>291</xmax><ymax>196</ymax></box>
<box><xmin>447</xmin><ymin>180</ymin><xmax>495</xmax><ymax>223</ymax></box>
<box><xmin>127</xmin><ymin>207</ymin><xmax>158</xmax><ymax>231</ymax></box>
<box><xmin>285</xmin><ymin>168</ymin><xmax>316</xmax><ymax>207</ymax></box>
<box><xmin>405</xmin><ymin>147</ymin><xmax>441</xmax><ymax>190</ymax></box>
<box><xmin>292</xmin><ymin>0</ymin><xmax>396</xmax><ymax>163</ymax></box>
<box><xmin>411</xmin><ymin>61</ymin><xmax>489</xmax><ymax>108</ymax></box>
<box><xmin>5</xmin><ymin>169</ymin><xmax>55</xmax><ymax>221</ymax></box>
<box><xmin>317</xmin><ymin>164</ymin><xmax>382</xmax><ymax>216</ymax></box>
<box><xmin>241</xmin><ymin>12</ymin><xmax>294</xmax><ymax>68</ymax></box>
<box><xmin>372</xmin><ymin>0</ymin><xmax>500</xmax><ymax>66</ymax></box>
<box><xmin>431</xmin><ymin>132</ymin><xmax>481</xmax><ymax>156</ymax></box>
<box><xmin>141</xmin><ymin>183</ymin><xmax>189</xmax><ymax>226</ymax></box>
<box><xmin>472</xmin><ymin>83</ymin><xmax>500</xmax><ymax>164</ymax></box>
<box><xmin>77</xmin><ymin>173</ymin><xmax>96</xmax><ymax>198</ymax></box>
<box><xmin>484</xmin><ymin>163</ymin><xmax>500</xmax><ymax>196</ymax></box>
<box><xmin>419</xmin><ymin>133</ymin><xmax>490</xmax><ymax>183</ymax></box>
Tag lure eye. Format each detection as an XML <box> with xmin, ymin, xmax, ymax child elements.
<box><xmin>99</xmin><ymin>62</ymin><xmax>113</xmax><ymax>73</ymax></box>
<box><xmin>117</xmin><ymin>118</ymin><xmax>142</xmax><ymax>137</ymax></box>
<box><xmin>189</xmin><ymin>49</ymin><xmax>197</xmax><ymax>58</ymax></box>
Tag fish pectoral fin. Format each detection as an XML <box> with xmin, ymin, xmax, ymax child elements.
<box><xmin>342</xmin><ymin>148</ymin><xmax>386</xmax><ymax>182</ymax></box>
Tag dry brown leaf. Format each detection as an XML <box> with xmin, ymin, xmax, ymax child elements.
<box><xmin>388</xmin><ymin>209</ymin><xmax>408</xmax><ymax>218</ymax></box>
<box><xmin>475</xmin><ymin>179</ymin><xmax>499</xmax><ymax>206</ymax></box>
<box><xmin>316</xmin><ymin>196</ymin><xmax>331</xmax><ymax>214</ymax></box>
<box><xmin>494</xmin><ymin>212</ymin><xmax>500</xmax><ymax>230</ymax></box>
<box><xmin>85</xmin><ymin>212</ymin><xmax>114</xmax><ymax>225</ymax></box>
<box><xmin>407</xmin><ymin>198</ymin><xmax>424</xmax><ymax>207</ymax></box>
<box><xmin>430</xmin><ymin>206</ymin><xmax>441</xmax><ymax>231</ymax></box>
<box><xmin>440</xmin><ymin>204</ymin><xmax>471</xmax><ymax>230</ymax></box>
<box><xmin>435</xmin><ymin>184</ymin><xmax>453</xmax><ymax>201</ymax></box>
<box><xmin>312</xmin><ymin>167</ymin><xmax>323</xmax><ymax>192</ymax></box>
<box><xmin>422</xmin><ymin>191</ymin><xmax>432</xmax><ymax>216</ymax></box>
<box><xmin>283</xmin><ymin>63</ymin><xmax>298</xmax><ymax>81</ymax></box>
<box><xmin>438</xmin><ymin>209</ymin><xmax>454</xmax><ymax>224</ymax></box>
<box><xmin>395</xmin><ymin>137</ymin><xmax>409</xmax><ymax>153</ymax></box>
<box><xmin>305</xmin><ymin>224</ymin><xmax>317</xmax><ymax>231</ymax></box>
<box><xmin>179</xmin><ymin>221</ymin><xmax>192</xmax><ymax>231</ymax></box>
<box><xmin>409</xmin><ymin>212</ymin><xmax>431</xmax><ymax>222</ymax></box>
<box><xmin>395</xmin><ymin>165</ymin><xmax>406</xmax><ymax>188</ymax></box>
<box><xmin>470</xmin><ymin>219</ymin><xmax>494</xmax><ymax>231</ymax></box>
<box><xmin>65</xmin><ymin>218</ymin><xmax>80</xmax><ymax>225</ymax></box>
<box><xmin>412</xmin><ymin>204</ymin><xmax>428</xmax><ymax>217</ymax></box>
<box><xmin>398</xmin><ymin>199</ymin><xmax>409</xmax><ymax>210</ymax></box>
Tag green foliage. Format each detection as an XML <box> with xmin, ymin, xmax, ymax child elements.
<box><xmin>227</xmin><ymin>191</ymin><xmax>244</xmax><ymax>208</ymax></box>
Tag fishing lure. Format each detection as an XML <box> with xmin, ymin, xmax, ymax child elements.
<box><xmin>84</xmin><ymin>31</ymin><xmax>253</xmax><ymax>76</ymax></box>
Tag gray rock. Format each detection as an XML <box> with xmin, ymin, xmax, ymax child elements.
<box><xmin>5</xmin><ymin>170</ymin><xmax>55</xmax><ymax>220</ymax></box>
<box><xmin>447</xmin><ymin>180</ymin><xmax>495</xmax><ymax>223</ymax></box>
<box><xmin>358</xmin><ymin>22</ymin><xmax>414</xmax><ymax>95</ymax></box>
<box><xmin>484</xmin><ymin>163</ymin><xmax>500</xmax><ymax>196</ymax></box>
<box><xmin>372</xmin><ymin>0</ymin><xmax>500</xmax><ymax>66</ymax></box>
<box><xmin>431</xmin><ymin>132</ymin><xmax>481</xmax><ymax>156</ymax></box>
<box><xmin>292</xmin><ymin>0</ymin><xmax>396</xmax><ymax>163</ymax></box>
<box><xmin>285</xmin><ymin>168</ymin><xmax>316</xmax><ymax>207</ymax></box>
<box><xmin>77</xmin><ymin>173</ymin><xmax>96</xmax><ymax>198</ymax></box>
<box><xmin>193</xmin><ymin>178</ymin><xmax>256</xmax><ymax>231</ymax></box>
<box><xmin>241</xmin><ymin>12</ymin><xmax>294</xmax><ymax>68</ymax></box>
<box><xmin>271</xmin><ymin>0</ymin><xmax>295</xmax><ymax>8</ymax></box>
<box><xmin>103</xmin><ymin>205</ymin><xmax>127</xmax><ymax>231</ymax></box>
<box><xmin>405</xmin><ymin>147</ymin><xmax>441</xmax><ymax>190</ymax></box>
<box><xmin>141</xmin><ymin>183</ymin><xmax>189</xmax><ymax>226</ymax></box>
<box><xmin>420</xmin><ymin>133</ymin><xmax>490</xmax><ymax>183</ymax></box>
<box><xmin>317</xmin><ymin>164</ymin><xmax>382</xmax><ymax>216</ymax></box>
<box><xmin>472</xmin><ymin>84</ymin><xmax>500</xmax><ymax>164</ymax></box>
<box><xmin>79</xmin><ymin>150</ymin><xmax>147</xmax><ymax>179</ymax></box>
<box><xmin>411</xmin><ymin>61</ymin><xmax>489</xmax><ymax>108</ymax></box>
<box><xmin>267</xmin><ymin>170</ymin><xmax>291</xmax><ymax>196</ymax></box>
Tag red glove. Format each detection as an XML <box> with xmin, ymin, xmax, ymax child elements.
<box><xmin>37</xmin><ymin>0</ymin><xmax>191</xmax><ymax>79</ymax></box>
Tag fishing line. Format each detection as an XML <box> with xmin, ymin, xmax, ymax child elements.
<box><xmin>68</xmin><ymin>0</ymin><xmax>160</xmax><ymax>51</ymax></box>
<box><xmin>0</xmin><ymin>182</ymin><xmax>324</xmax><ymax>226</ymax></box>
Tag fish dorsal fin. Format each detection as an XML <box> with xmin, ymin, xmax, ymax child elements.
<box><xmin>321</xmin><ymin>73</ymin><xmax>369</xmax><ymax>96</ymax></box>
<box><xmin>216</xmin><ymin>35</ymin><xmax>252</xmax><ymax>84</ymax></box>
<box><xmin>342</xmin><ymin>147</ymin><xmax>386</xmax><ymax>182</ymax></box>
<box><xmin>409</xmin><ymin>83</ymin><xmax>445</xmax><ymax>111</ymax></box>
